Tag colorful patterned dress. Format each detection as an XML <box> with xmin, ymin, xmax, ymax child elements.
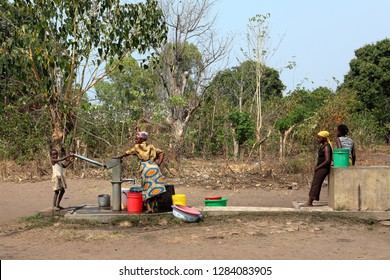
<box><xmin>125</xmin><ymin>142</ymin><xmax>166</xmax><ymax>201</ymax></box>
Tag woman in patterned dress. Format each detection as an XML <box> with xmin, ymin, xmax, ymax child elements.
<box><xmin>116</xmin><ymin>131</ymin><xmax>166</xmax><ymax>213</ymax></box>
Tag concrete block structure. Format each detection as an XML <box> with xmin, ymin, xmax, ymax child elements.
<box><xmin>328</xmin><ymin>166</ymin><xmax>390</xmax><ymax>211</ymax></box>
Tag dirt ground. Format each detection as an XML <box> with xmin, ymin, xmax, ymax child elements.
<box><xmin>1</xmin><ymin>148</ymin><xmax>390</xmax><ymax>260</ymax></box>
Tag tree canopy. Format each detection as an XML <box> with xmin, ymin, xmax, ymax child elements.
<box><xmin>0</xmin><ymin>0</ymin><xmax>167</xmax><ymax>151</ymax></box>
<box><xmin>208</xmin><ymin>60</ymin><xmax>285</xmax><ymax>108</ymax></box>
<box><xmin>342</xmin><ymin>38</ymin><xmax>390</xmax><ymax>126</ymax></box>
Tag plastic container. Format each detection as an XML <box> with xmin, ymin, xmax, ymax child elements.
<box><xmin>172</xmin><ymin>194</ymin><xmax>186</xmax><ymax>206</ymax></box>
<box><xmin>204</xmin><ymin>196</ymin><xmax>222</xmax><ymax>200</ymax></box>
<box><xmin>333</xmin><ymin>148</ymin><xmax>350</xmax><ymax>168</ymax></box>
<box><xmin>172</xmin><ymin>205</ymin><xmax>202</xmax><ymax>222</ymax></box>
<box><xmin>121</xmin><ymin>190</ymin><xmax>130</xmax><ymax>210</ymax></box>
<box><xmin>127</xmin><ymin>192</ymin><xmax>143</xmax><ymax>213</ymax></box>
<box><xmin>204</xmin><ymin>197</ymin><xmax>228</xmax><ymax>207</ymax></box>
<box><xmin>129</xmin><ymin>186</ymin><xmax>142</xmax><ymax>192</ymax></box>
<box><xmin>98</xmin><ymin>194</ymin><xmax>110</xmax><ymax>208</ymax></box>
<box><xmin>158</xmin><ymin>184</ymin><xmax>175</xmax><ymax>212</ymax></box>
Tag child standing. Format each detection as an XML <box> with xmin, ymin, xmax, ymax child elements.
<box><xmin>50</xmin><ymin>149</ymin><xmax>75</xmax><ymax>210</ymax></box>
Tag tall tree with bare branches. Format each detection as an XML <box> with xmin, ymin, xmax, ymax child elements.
<box><xmin>241</xmin><ymin>14</ymin><xmax>284</xmax><ymax>160</ymax></box>
<box><xmin>155</xmin><ymin>0</ymin><xmax>231</xmax><ymax>161</ymax></box>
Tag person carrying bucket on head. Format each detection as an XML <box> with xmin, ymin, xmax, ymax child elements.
<box><xmin>335</xmin><ymin>124</ymin><xmax>356</xmax><ymax>166</ymax></box>
<box><xmin>302</xmin><ymin>131</ymin><xmax>332</xmax><ymax>207</ymax></box>
<box><xmin>115</xmin><ymin>131</ymin><xmax>166</xmax><ymax>213</ymax></box>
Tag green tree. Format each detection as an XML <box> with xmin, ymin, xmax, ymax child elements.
<box><xmin>95</xmin><ymin>57</ymin><xmax>161</xmax><ymax>123</ymax></box>
<box><xmin>1</xmin><ymin>0</ymin><xmax>167</xmax><ymax>153</ymax></box>
<box><xmin>203</xmin><ymin>60</ymin><xmax>284</xmax><ymax>157</ymax></box>
<box><xmin>275</xmin><ymin>87</ymin><xmax>333</xmax><ymax>159</ymax></box>
<box><xmin>210</xmin><ymin>60</ymin><xmax>284</xmax><ymax>108</ymax></box>
<box><xmin>1</xmin><ymin>1</ymin><xmax>51</xmax><ymax>160</ymax></box>
<box><xmin>229</xmin><ymin>110</ymin><xmax>255</xmax><ymax>157</ymax></box>
<box><xmin>342</xmin><ymin>38</ymin><xmax>390</xmax><ymax>126</ymax></box>
<box><xmin>74</xmin><ymin>56</ymin><xmax>163</xmax><ymax>156</ymax></box>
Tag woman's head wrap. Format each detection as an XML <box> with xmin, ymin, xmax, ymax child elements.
<box><xmin>318</xmin><ymin>131</ymin><xmax>332</xmax><ymax>149</ymax></box>
<box><xmin>136</xmin><ymin>131</ymin><xmax>148</xmax><ymax>141</ymax></box>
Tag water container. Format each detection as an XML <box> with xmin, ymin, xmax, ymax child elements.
<box><xmin>98</xmin><ymin>194</ymin><xmax>110</xmax><ymax>208</ymax></box>
<box><xmin>158</xmin><ymin>184</ymin><xmax>175</xmax><ymax>212</ymax></box>
<box><xmin>127</xmin><ymin>192</ymin><xmax>143</xmax><ymax>213</ymax></box>
<box><xmin>333</xmin><ymin>148</ymin><xmax>350</xmax><ymax>168</ymax></box>
<box><xmin>129</xmin><ymin>186</ymin><xmax>142</xmax><ymax>192</ymax></box>
<box><xmin>172</xmin><ymin>194</ymin><xmax>186</xmax><ymax>206</ymax></box>
<box><xmin>121</xmin><ymin>190</ymin><xmax>130</xmax><ymax>210</ymax></box>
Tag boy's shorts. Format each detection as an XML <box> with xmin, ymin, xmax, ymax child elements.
<box><xmin>53</xmin><ymin>177</ymin><xmax>66</xmax><ymax>191</ymax></box>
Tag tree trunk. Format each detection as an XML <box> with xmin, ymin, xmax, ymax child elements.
<box><xmin>168</xmin><ymin>119</ymin><xmax>186</xmax><ymax>163</ymax></box>
<box><xmin>230</xmin><ymin>126</ymin><xmax>240</xmax><ymax>159</ymax></box>
<box><xmin>49</xmin><ymin>104</ymin><xmax>76</xmax><ymax>156</ymax></box>
<box><xmin>279</xmin><ymin>125</ymin><xmax>295</xmax><ymax>160</ymax></box>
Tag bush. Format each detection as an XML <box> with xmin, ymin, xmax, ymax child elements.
<box><xmin>281</xmin><ymin>155</ymin><xmax>313</xmax><ymax>174</ymax></box>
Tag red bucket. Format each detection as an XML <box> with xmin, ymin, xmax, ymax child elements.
<box><xmin>127</xmin><ymin>192</ymin><xmax>143</xmax><ymax>214</ymax></box>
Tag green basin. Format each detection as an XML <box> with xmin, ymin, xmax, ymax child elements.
<box><xmin>204</xmin><ymin>197</ymin><xmax>228</xmax><ymax>206</ymax></box>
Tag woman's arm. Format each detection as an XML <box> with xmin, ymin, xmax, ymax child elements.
<box><xmin>351</xmin><ymin>144</ymin><xmax>356</xmax><ymax>165</ymax></box>
<box><xmin>335</xmin><ymin>137</ymin><xmax>342</xmax><ymax>148</ymax></box>
<box><xmin>115</xmin><ymin>146</ymin><xmax>136</xmax><ymax>159</ymax></box>
<box><xmin>155</xmin><ymin>152</ymin><xmax>164</xmax><ymax>166</ymax></box>
<box><xmin>115</xmin><ymin>153</ymin><xmax>130</xmax><ymax>159</ymax></box>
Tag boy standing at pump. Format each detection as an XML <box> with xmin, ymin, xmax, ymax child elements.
<box><xmin>50</xmin><ymin>149</ymin><xmax>75</xmax><ymax>210</ymax></box>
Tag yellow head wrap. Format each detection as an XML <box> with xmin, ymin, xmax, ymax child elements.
<box><xmin>318</xmin><ymin>131</ymin><xmax>332</xmax><ymax>149</ymax></box>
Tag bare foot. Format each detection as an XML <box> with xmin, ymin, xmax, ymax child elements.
<box><xmin>301</xmin><ymin>203</ymin><xmax>313</xmax><ymax>207</ymax></box>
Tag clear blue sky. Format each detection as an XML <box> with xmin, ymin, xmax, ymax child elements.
<box><xmin>214</xmin><ymin>0</ymin><xmax>390</xmax><ymax>93</ymax></box>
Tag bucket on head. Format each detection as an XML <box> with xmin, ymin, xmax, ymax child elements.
<box><xmin>172</xmin><ymin>194</ymin><xmax>186</xmax><ymax>206</ymax></box>
<box><xmin>98</xmin><ymin>194</ymin><xmax>110</xmax><ymax>208</ymax></box>
<box><xmin>127</xmin><ymin>192</ymin><xmax>143</xmax><ymax>214</ymax></box>
<box><xmin>333</xmin><ymin>148</ymin><xmax>350</xmax><ymax>168</ymax></box>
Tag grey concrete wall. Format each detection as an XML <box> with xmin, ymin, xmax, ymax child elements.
<box><xmin>328</xmin><ymin>166</ymin><xmax>390</xmax><ymax>211</ymax></box>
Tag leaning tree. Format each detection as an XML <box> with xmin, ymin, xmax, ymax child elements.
<box><xmin>1</xmin><ymin>0</ymin><xmax>167</xmax><ymax>153</ymax></box>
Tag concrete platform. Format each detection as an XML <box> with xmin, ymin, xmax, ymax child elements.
<box><xmin>38</xmin><ymin>202</ymin><xmax>389</xmax><ymax>222</ymax></box>
<box><xmin>63</xmin><ymin>205</ymin><xmax>171</xmax><ymax>222</ymax></box>
<box><xmin>61</xmin><ymin>205</ymin><xmax>301</xmax><ymax>222</ymax></box>
<box><xmin>292</xmin><ymin>201</ymin><xmax>334</xmax><ymax>212</ymax></box>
